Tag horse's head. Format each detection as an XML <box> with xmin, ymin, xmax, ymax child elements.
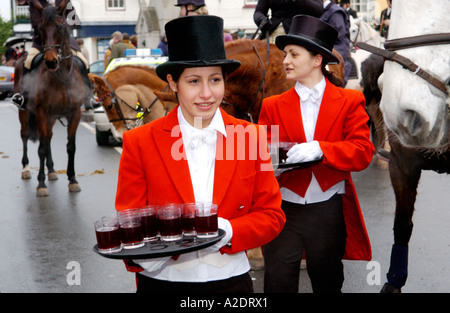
<box><xmin>39</xmin><ymin>3</ymin><xmax>70</xmax><ymax>71</ymax></box>
<box><xmin>349</xmin><ymin>17</ymin><xmax>362</xmax><ymax>45</ymax></box>
<box><xmin>379</xmin><ymin>0</ymin><xmax>450</xmax><ymax>149</ymax></box>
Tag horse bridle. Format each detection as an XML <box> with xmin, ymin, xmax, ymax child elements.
<box><xmin>44</xmin><ymin>44</ymin><xmax>73</xmax><ymax>63</ymax></box>
<box><xmin>357</xmin><ymin>33</ymin><xmax>450</xmax><ymax>97</ymax></box>
<box><xmin>100</xmin><ymin>77</ymin><xmax>168</xmax><ymax>130</ymax></box>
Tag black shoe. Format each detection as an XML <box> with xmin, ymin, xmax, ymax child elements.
<box><xmin>11</xmin><ymin>93</ymin><xmax>25</xmax><ymax>111</ymax></box>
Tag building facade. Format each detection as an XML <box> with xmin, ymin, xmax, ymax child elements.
<box><xmin>8</xmin><ymin>0</ymin><xmax>389</xmax><ymax>65</ymax></box>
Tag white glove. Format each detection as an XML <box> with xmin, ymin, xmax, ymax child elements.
<box><xmin>134</xmin><ymin>256</ymin><xmax>171</xmax><ymax>272</ymax></box>
<box><xmin>286</xmin><ymin>141</ymin><xmax>323</xmax><ymax>163</ymax></box>
<box><xmin>201</xmin><ymin>217</ymin><xmax>233</xmax><ymax>253</ymax></box>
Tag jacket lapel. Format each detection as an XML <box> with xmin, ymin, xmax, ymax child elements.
<box><xmin>213</xmin><ymin>109</ymin><xmax>238</xmax><ymax>207</ymax></box>
<box><xmin>152</xmin><ymin>107</ymin><xmax>195</xmax><ymax>204</ymax></box>
<box><xmin>277</xmin><ymin>88</ymin><xmax>307</xmax><ymax>143</ymax></box>
<box><xmin>314</xmin><ymin>79</ymin><xmax>343</xmax><ymax>141</ymax></box>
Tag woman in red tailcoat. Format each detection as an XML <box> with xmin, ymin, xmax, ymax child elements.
<box><xmin>259</xmin><ymin>15</ymin><xmax>374</xmax><ymax>293</ymax></box>
<box><xmin>115</xmin><ymin>15</ymin><xmax>285</xmax><ymax>293</ymax></box>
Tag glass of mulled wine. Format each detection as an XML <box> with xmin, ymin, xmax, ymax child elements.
<box><xmin>138</xmin><ymin>205</ymin><xmax>159</xmax><ymax>242</ymax></box>
<box><xmin>195</xmin><ymin>203</ymin><xmax>218</xmax><ymax>238</ymax></box>
<box><xmin>118</xmin><ymin>209</ymin><xmax>144</xmax><ymax>249</ymax></box>
<box><xmin>278</xmin><ymin>142</ymin><xmax>297</xmax><ymax>163</ymax></box>
<box><xmin>158</xmin><ymin>204</ymin><xmax>183</xmax><ymax>241</ymax></box>
<box><xmin>181</xmin><ymin>202</ymin><xmax>200</xmax><ymax>236</ymax></box>
<box><xmin>94</xmin><ymin>214</ymin><xmax>122</xmax><ymax>253</ymax></box>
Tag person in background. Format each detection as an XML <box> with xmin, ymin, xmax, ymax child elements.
<box><xmin>340</xmin><ymin>0</ymin><xmax>358</xmax><ymax>19</ymax></box>
<box><xmin>237</xmin><ymin>30</ymin><xmax>248</xmax><ymax>40</ymax></box>
<box><xmin>130</xmin><ymin>34</ymin><xmax>138</xmax><ymax>48</ymax></box>
<box><xmin>4</xmin><ymin>44</ymin><xmax>16</xmax><ymax>64</ymax></box>
<box><xmin>157</xmin><ymin>34</ymin><xmax>168</xmax><ymax>56</ymax></box>
<box><xmin>104</xmin><ymin>38</ymin><xmax>114</xmax><ymax>70</ymax></box>
<box><xmin>375</xmin><ymin>0</ymin><xmax>392</xmax><ymax>38</ymax></box>
<box><xmin>176</xmin><ymin>0</ymin><xmax>208</xmax><ymax>16</ymax></box>
<box><xmin>122</xmin><ymin>33</ymin><xmax>136</xmax><ymax>50</ymax></box>
<box><xmin>320</xmin><ymin>0</ymin><xmax>351</xmax><ymax>85</ymax></box>
<box><xmin>259</xmin><ymin>15</ymin><xmax>373</xmax><ymax>293</ymax></box>
<box><xmin>224</xmin><ymin>30</ymin><xmax>233</xmax><ymax>42</ymax></box>
<box><xmin>253</xmin><ymin>0</ymin><xmax>323</xmax><ymax>43</ymax></box>
<box><xmin>108</xmin><ymin>31</ymin><xmax>129</xmax><ymax>65</ymax></box>
<box><xmin>115</xmin><ymin>15</ymin><xmax>285</xmax><ymax>293</ymax></box>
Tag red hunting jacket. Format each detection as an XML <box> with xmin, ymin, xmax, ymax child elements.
<box><xmin>259</xmin><ymin>79</ymin><xmax>374</xmax><ymax>260</ymax></box>
<box><xmin>116</xmin><ymin>107</ymin><xmax>286</xmax><ymax>271</ymax></box>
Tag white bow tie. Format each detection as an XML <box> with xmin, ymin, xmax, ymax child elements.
<box><xmin>300</xmin><ymin>87</ymin><xmax>321</xmax><ymax>102</ymax></box>
<box><xmin>187</xmin><ymin>128</ymin><xmax>217</xmax><ymax>149</ymax></box>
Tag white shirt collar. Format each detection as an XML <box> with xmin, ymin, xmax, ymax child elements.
<box><xmin>178</xmin><ymin>106</ymin><xmax>226</xmax><ymax>137</ymax></box>
<box><xmin>294</xmin><ymin>77</ymin><xmax>326</xmax><ymax>103</ymax></box>
<box><xmin>324</xmin><ymin>0</ymin><xmax>331</xmax><ymax>8</ymax></box>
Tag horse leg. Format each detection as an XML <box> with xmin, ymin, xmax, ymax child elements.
<box><xmin>66</xmin><ymin>114</ymin><xmax>81</xmax><ymax>193</ymax></box>
<box><xmin>36</xmin><ymin>138</ymin><xmax>49</xmax><ymax>197</ymax></box>
<box><xmin>19</xmin><ymin>110</ymin><xmax>32</xmax><ymax>180</ymax></box>
<box><xmin>46</xmin><ymin>144</ymin><xmax>59</xmax><ymax>181</ymax></box>
<box><xmin>381</xmin><ymin>142</ymin><xmax>421</xmax><ymax>293</ymax></box>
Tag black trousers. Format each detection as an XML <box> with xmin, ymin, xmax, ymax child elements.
<box><xmin>136</xmin><ymin>272</ymin><xmax>254</xmax><ymax>293</ymax></box>
<box><xmin>263</xmin><ymin>194</ymin><xmax>346</xmax><ymax>293</ymax></box>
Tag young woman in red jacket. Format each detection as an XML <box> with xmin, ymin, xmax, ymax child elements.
<box><xmin>259</xmin><ymin>15</ymin><xmax>374</xmax><ymax>293</ymax></box>
<box><xmin>115</xmin><ymin>15</ymin><xmax>285</xmax><ymax>293</ymax></box>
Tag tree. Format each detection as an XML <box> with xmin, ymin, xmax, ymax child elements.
<box><xmin>0</xmin><ymin>16</ymin><xmax>14</xmax><ymax>56</ymax></box>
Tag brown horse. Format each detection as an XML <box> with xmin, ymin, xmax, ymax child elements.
<box><xmin>89</xmin><ymin>65</ymin><xmax>178</xmax><ymax>140</ymax></box>
<box><xmin>15</xmin><ymin>2</ymin><xmax>85</xmax><ymax>197</ymax></box>
<box><xmin>222</xmin><ymin>39</ymin><xmax>345</xmax><ymax>123</ymax></box>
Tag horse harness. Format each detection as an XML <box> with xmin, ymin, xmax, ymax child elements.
<box><xmin>357</xmin><ymin>33</ymin><xmax>450</xmax><ymax>97</ymax></box>
<box><xmin>100</xmin><ymin>77</ymin><xmax>169</xmax><ymax>130</ymax></box>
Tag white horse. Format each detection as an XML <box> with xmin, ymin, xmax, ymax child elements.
<box><xmin>380</xmin><ymin>0</ymin><xmax>450</xmax><ymax>149</ymax></box>
<box><xmin>346</xmin><ymin>16</ymin><xmax>385</xmax><ymax>91</ymax></box>
<box><xmin>347</xmin><ymin>17</ymin><xmax>389</xmax><ymax>168</ymax></box>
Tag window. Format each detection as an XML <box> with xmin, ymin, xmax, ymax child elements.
<box><xmin>107</xmin><ymin>0</ymin><xmax>124</xmax><ymax>10</ymax></box>
<box><xmin>244</xmin><ymin>0</ymin><xmax>257</xmax><ymax>8</ymax></box>
<box><xmin>351</xmin><ymin>0</ymin><xmax>369</xmax><ymax>14</ymax></box>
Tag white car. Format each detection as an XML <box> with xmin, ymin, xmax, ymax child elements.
<box><xmin>93</xmin><ymin>49</ymin><xmax>168</xmax><ymax>145</ymax></box>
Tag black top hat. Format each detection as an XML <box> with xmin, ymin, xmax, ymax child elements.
<box><xmin>275</xmin><ymin>15</ymin><xmax>339</xmax><ymax>64</ymax></box>
<box><xmin>156</xmin><ymin>15</ymin><xmax>241</xmax><ymax>82</ymax></box>
<box><xmin>175</xmin><ymin>0</ymin><xmax>205</xmax><ymax>7</ymax></box>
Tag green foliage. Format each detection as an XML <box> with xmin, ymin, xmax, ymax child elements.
<box><xmin>0</xmin><ymin>16</ymin><xmax>14</xmax><ymax>56</ymax></box>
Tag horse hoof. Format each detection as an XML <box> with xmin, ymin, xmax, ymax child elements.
<box><xmin>21</xmin><ymin>170</ymin><xmax>32</xmax><ymax>180</ymax></box>
<box><xmin>36</xmin><ymin>188</ymin><xmax>49</xmax><ymax>197</ymax></box>
<box><xmin>380</xmin><ymin>283</ymin><xmax>401</xmax><ymax>293</ymax></box>
<box><xmin>48</xmin><ymin>172</ymin><xmax>59</xmax><ymax>181</ymax></box>
<box><xmin>68</xmin><ymin>183</ymin><xmax>81</xmax><ymax>192</ymax></box>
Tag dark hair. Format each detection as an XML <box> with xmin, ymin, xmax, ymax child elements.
<box><xmin>308</xmin><ymin>50</ymin><xmax>345</xmax><ymax>88</ymax></box>
<box><xmin>322</xmin><ymin>63</ymin><xmax>345</xmax><ymax>87</ymax></box>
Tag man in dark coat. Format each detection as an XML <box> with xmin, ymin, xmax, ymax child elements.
<box><xmin>253</xmin><ymin>0</ymin><xmax>324</xmax><ymax>40</ymax></box>
<box><xmin>320</xmin><ymin>0</ymin><xmax>351</xmax><ymax>85</ymax></box>
<box><xmin>340</xmin><ymin>0</ymin><xmax>358</xmax><ymax>19</ymax></box>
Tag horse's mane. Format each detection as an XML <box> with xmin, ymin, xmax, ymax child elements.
<box><xmin>105</xmin><ymin>65</ymin><xmax>167</xmax><ymax>90</ymax></box>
